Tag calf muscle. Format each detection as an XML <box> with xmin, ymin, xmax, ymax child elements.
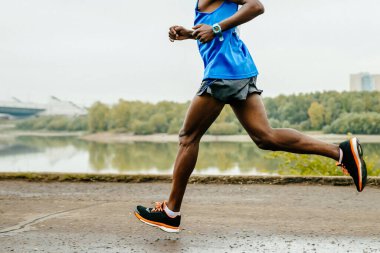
<box><xmin>230</xmin><ymin>94</ymin><xmax>340</xmax><ymax>160</ymax></box>
<box><xmin>167</xmin><ymin>94</ymin><xmax>224</xmax><ymax>211</ymax></box>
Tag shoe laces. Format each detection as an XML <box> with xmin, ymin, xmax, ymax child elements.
<box><xmin>151</xmin><ymin>201</ymin><xmax>166</xmax><ymax>213</ymax></box>
<box><xmin>336</xmin><ymin>162</ymin><xmax>349</xmax><ymax>176</ymax></box>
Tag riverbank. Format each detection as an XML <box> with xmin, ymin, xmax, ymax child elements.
<box><xmin>0</xmin><ymin>129</ymin><xmax>83</xmax><ymax>142</ymax></box>
<box><xmin>1</xmin><ymin>172</ymin><xmax>380</xmax><ymax>188</ymax></box>
<box><xmin>80</xmin><ymin>132</ymin><xmax>380</xmax><ymax>143</ymax></box>
<box><xmin>2</xmin><ymin>128</ymin><xmax>380</xmax><ymax>143</ymax></box>
<box><xmin>1</xmin><ymin>181</ymin><xmax>379</xmax><ymax>252</ymax></box>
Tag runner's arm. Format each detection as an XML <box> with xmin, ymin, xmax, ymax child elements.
<box><xmin>192</xmin><ymin>0</ymin><xmax>264</xmax><ymax>43</ymax></box>
<box><xmin>221</xmin><ymin>0</ymin><xmax>264</xmax><ymax>31</ymax></box>
<box><xmin>169</xmin><ymin>26</ymin><xmax>195</xmax><ymax>42</ymax></box>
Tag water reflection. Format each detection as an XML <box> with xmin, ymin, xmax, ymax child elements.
<box><xmin>0</xmin><ymin>136</ymin><xmax>378</xmax><ymax>176</ymax></box>
<box><xmin>0</xmin><ymin>144</ymin><xmax>41</xmax><ymax>156</ymax></box>
<box><xmin>86</xmin><ymin>142</ymin><xmax>278</xmax><ymax>174</ymax></box>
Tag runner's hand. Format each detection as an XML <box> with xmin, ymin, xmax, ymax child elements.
<box><xmin>192</xmin><ymin>24</ymin><xmax>214</xmax><ymax>44</ymax></box>
<box><xmin>169</xmin><ymin>26</ymin><xmax>192</xmax><ymax>42</ymax></box>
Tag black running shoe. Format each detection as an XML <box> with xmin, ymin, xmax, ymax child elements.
<box><xmin>337</xmin><ymin>137</ymin><xmax>367</xmax><ymax>192</ymax></box>
<box><xmin>134</xmin><ymin>201</ymin><xmax>180</xmax><ymax>233</ymax></box>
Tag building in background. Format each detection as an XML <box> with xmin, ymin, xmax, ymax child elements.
<box><xmin>350</xmin><ymin>73</ymin><xmax>380</xmax><ymax>91</ymax></box>
<box><xmin>0</xmin><ymin>96</ymin><xmax>87</xmax><ymax>119</ymax></box>
<box><xmin>0</xmin><ymin>97</ymin><xmax>45</xmax><ymax>119</ymax></box>
<box><xmin>39</xmin><ymin>96</ymin><xmax>87</xmax><ymax>116</ymax></box>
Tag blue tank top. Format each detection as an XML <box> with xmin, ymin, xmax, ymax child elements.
<box><xmin>194</xmin><ymin>0</ymin><xmax>258</xmax><ymax>80</ymax></box>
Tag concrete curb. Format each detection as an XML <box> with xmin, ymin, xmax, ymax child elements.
<box><xmin>0</xmin><ymin>173</ymin><xmax>379</xmax><ymax>187</ymax></box>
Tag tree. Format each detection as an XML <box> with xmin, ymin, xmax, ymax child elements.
<box><xmin>308</xmin><ymin>102</ymin><xmax>325</xmax><ymax>129</ymax></box>
<box><xmin>88</xmin><ymin>102</ymin><xmax>110</xmax><ymax>133</ymax></box>
<box><xmin>132</xmin><ymin>120</ymin><xmax>155</xmax><ymax>135</ymax></box>
<box><xmin>326</xmin><ymin>113</ymin><xmax>380</xmax><ymax>134</ymax></box>
<box><xmin>110</xmin><ymin>100</ymin><xmax>132</xmax><ymax>131</ymax></box>
<box><xmin>149</xmin><ymin>113</ymin><xmax>169</xmax><ymax>133</ymax></box>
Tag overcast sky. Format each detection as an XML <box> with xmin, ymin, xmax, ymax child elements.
<box><xmin>0</xmin><ymin>0</ymin><xmax>379</xmax><ymax>106</ymax></box>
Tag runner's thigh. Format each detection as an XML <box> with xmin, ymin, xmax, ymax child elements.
<box><xmin>180</xmin><ymin>94</ymin><xmax>225</xmax><ymax>138</ymax></box>
<box><xmin>229</xmin><ymin>94</ymin><xmax>271</xmax><ymax>139</ymax></box>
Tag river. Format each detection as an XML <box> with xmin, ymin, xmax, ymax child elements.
<box><xmin>0</xmin><ymin>135</ymin><xmax>379</xmax><ymax>176</ymax></box>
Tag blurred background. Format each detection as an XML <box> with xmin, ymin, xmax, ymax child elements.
<box><xmin>0</xmin><ymin>0</ymin><xmax>379</xmax><ymax>176</ymax></box>
<box><xmin>1</xmin><ymin>0</ymin><xmax>379</xmax><ymax>104</ymax></box>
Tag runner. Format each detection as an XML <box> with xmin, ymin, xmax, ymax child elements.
<box><xmin>134</xmin><ymin>0</ymin><xmax>367</xmax><ymax>233</ymax></box>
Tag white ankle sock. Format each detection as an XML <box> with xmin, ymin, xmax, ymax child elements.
<box><xmin>338</xmin><ymin>148</ymin><xmax>343</xmax><ymax>164</ymax></box>
<box><xmin>164</xmin><ymin>203</ymin><xmax>180</xmax><ymax>218</ymax></box>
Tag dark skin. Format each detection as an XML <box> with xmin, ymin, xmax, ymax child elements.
<box><xmin>169</xmin><ymin>0</ymin><xmax>264</xmax><ymax>43</ymax></box>
<box><xmin>167</xmin><ymin>0</ymin><xmax>340</xmax><ymax>212</ymax></box>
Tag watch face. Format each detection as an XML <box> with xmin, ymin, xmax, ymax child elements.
<box><xmin>213</xmin><ymin>25</ymin><xmax>221</xmax><ymax>33</ymax></box>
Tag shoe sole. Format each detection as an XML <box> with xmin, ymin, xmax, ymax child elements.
<box><xmin>350</xmin><ymin>137</ymin><xmax>364</xmax><ymax>192</ymax></box>
<box><xmin>134</xmin><ymin>211</ymin><xmax>180</xmax><ymax>233</ymax></box>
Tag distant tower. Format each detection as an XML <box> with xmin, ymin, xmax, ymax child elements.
<box><xmin>350</xmin><ymin>73</ymin><xmax>380</xmax><ymax>91</ymax></box>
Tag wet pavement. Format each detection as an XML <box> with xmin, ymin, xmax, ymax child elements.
<box><xmin>1</xmin><ymin>181</ymin><xmax>380</xmax><ymax>252</ymax></box>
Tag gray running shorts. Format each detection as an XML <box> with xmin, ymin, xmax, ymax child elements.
<box><xmin>196</xmin><ymin>76</ymin><xmax>263</xmax><ymax>103</ymax></box>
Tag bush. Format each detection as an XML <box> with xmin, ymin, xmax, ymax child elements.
<box><xmin>325</xmin><ymin>113</ymin><xmax>380</xmax><ymax>134</ymax></box>
<box><xmin>149</xmin><ymin>113</ymin><xmax>169</xmax><ymax>133</ymax></box>
<box><xmin>268</xmin><ymin>118</ymin><xmax>281</xmax><ymax>128</ymax></box>
<box><xmin>33</xmin><ymin>117</ymin><xmax>53</xmax><ymax>129</ymax></box>
<box><xmin>266</xmin><ymin>152</ymin><xmax>342</xmax><ymax>176</ymax></box>
<box><xmin>14</xmin><ymin>91</ymin><xmax>380</xmax><ymax>135</ymax></box>
<box><xmin>16</xmin><ymin>118</ymin><xmax>37</xmax><ymax>130</ymax></box>
<box><xmin>208</xmin><ymin>122</ymin><xmax>240</xmax><ymax>135</ymax></box>
<box><xmin>46</xmin><ymin>116</ymin><xmax>69</xmax><ymax>131</ymax></box>
<box><xmin>16</xmin><ymin>116</ymin><xmax>52</xmax><ymax>131</ymax></box>
<box><xmin>132</xmin><ymin>120</ymin><xmax>155</xmax><ymax>135</ymax></box>
<box><xmin>168</xmin><ymin>118</ymin><xmax>182</xmax><ymax>134</ymax></box>
<box><xmin>88</xmin><ymin>102</ymin><xmax>110</xmax><ymax>132</ymax></box>
<box><xmin>16</xmin><ymin>116</ymin><xmax>88</xmax><ymax>132</ymax></box>
<box><xmin>299</xmin><ymin>120</ymin><xmax>311</xmax><ymax>131</ymax></box>
<box><xmin>67</xmin><ymin>116</ymin><xmax>88</xmax><ymax>131</ymax></box>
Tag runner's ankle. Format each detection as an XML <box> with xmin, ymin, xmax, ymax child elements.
<box><xmin>166</xmin><ymin>201</ymin><xmax>181</xmax><ymax>214</ymax></box>
<box><xmin>164</xmin><ymin>202</ymin><xmax>180</xmax><ymax>218</ymax></box>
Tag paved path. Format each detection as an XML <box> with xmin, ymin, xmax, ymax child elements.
<box><xmin>1</xmin><ymin>181</ymin><xmax>380</xmax><ymax>252</ymax></box>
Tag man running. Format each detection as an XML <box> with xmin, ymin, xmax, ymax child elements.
<box><xmin>134</xmin><ymin>0</ymin><xmax>367</xmax><ymax>233</ymax></box>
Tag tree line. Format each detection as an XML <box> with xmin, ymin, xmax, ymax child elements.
<box><xmin>16</xmin><ymin>91</ymin><xmax>380</xmax><ymax>135</ymax></box>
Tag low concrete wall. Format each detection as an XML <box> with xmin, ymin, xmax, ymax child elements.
<box><xmin>0</xmin><ymin>173</ymin><xmax>379</xmax><ymax>188</ymax></box>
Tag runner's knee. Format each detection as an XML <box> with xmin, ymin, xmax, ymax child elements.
<box><xmin>252</xmin><ymin>130</ymin><xmax>277</xmax><ymax>151</ymax></box>
<box><xmin>178</xmin><ymin>129</ymin><xmax>200</xmax><ymax>147</ymax></box>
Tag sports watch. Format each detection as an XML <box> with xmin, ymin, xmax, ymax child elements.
<box><xmin>212</xmin><ymin>23</ymin><xmax>224</xmax><ymax>42</ymax></box>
